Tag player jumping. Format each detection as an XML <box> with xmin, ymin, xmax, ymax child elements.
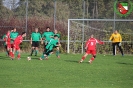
<box><xmin>79</xmin><ymin>34</ymin><xmax>104</xmax><ymax>64</ymax></box>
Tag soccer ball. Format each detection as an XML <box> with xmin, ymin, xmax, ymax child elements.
<box><xmin>27</xmin><ymin>57</ymin><xmax>31</xmax><ymax>61</ymax></box>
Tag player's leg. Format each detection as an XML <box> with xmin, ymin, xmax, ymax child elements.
<box><xmin>17</xmin><ymin>49</ymin><xmax>21</xmax><ymax>60</ymax></box>
<box><xmin>39</xmin><ymin>49</ymin><xmax>48</xmax><ymax>60</ymax></box>
<box><xmin>112</xmin><ymin>43</ymin><xmax>116</xmax><ymax>55</ymax></box>
<box><xmin>88</xmin><ymin>55</ymin><xmax>96</xmax><ymax>64</ymax></box>
<box><xmin>56</xmin><ymin>46</ymin><xmax>60</xmax><ymax>58</ymax></box>
<box><xmin>5</xmin><ymin>44</ymin><xmax>10</xmax><ymax>56</ymax></box>
<box><xmin>30</xmin><ymin>41</ymin><xmax>35</xmax><ymax>56</ymax></box>
<box><xmin>7</xmin><ymin>43</ymin><xmax>12</xmax><ymax>56</ymax></box>
<box><xmin>9</xmin><ymin>44</ymin><xmax>14</xmax><ymax>58</ymax></box>
<box><xmin>117</xmin><ymin>42</ymin><xmax>124</xmax><ymax>56</ymax></box>
<box><xmin>11</xmin><ymin>47</ymin><xmax>16</xmax><ymax>60</ymax></box>
<box><xmin>35</xmin><ymin>41</ymin><xmax>39</xmax><ymax>56</ymax></box>
<box><xmin>4</xmin><ymin>45</ymin><xmax>8</xmax><ymax>56</ymax></box>
<box><xmin>9</xmin><ymin>44</ymin><xmax>12</xmax><ymax>57</ymax></box>
<box><xmin>88</xmin><ymin>50</ymin><xmax>96</xmax><ymax>64</ymax></box>
<box><xmin>79</xmin><ymin>52</ymin><xmax>89</xmax><ymax>63</ymax></box>
<box><xmin>35</xmin><ymin>47</ymin><xmax>38</xmax><ymax>56</ymax></box>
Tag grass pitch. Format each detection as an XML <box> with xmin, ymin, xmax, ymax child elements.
<box><xmin>0</xmin><ymin>53</ymin><xmax>133</xmax><ymax>88</ymax></box>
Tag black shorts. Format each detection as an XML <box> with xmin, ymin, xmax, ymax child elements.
<box><xmin>32</xmin><ymin>41</ymin><xmax>39</xmax><ymax>47</ymax></box>
<box><xmin>44</xmin><ymin>49</ymin><xmax>53</xmax><ymax>56</ymax></box>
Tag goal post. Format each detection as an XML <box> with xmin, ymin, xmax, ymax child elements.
<box><xmin>67</xmin><ymin>19</ymin><xmax>133</xmax><ymax>54</ymax></box>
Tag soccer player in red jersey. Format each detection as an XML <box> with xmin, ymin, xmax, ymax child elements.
<box><xmin>5</xmin><ymin>29</ymin><xmax>13</xmax><ymax>57</ymax></box>
<box><xmin>11</xmin><ymin>32</ymin><xmax>26</xmax><ymax>60</ymax></box>
<box><xmin>79</xmin><ymin>34</ymin><xmax>104</xmax><ymax>64</ymax></box>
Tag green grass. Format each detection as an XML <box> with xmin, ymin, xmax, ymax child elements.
<box><xmin>0</xmin><ymin>52</ymin><xmax>133</xmax><ymax>88</ymax></box>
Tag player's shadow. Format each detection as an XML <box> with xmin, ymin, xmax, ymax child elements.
<box><xmin>116</xmin><ymin>62</ymin><xmax>133</xmax><ymax>65</ymax></box>
<box><xmin>0</xmin><ymin>55</ymin><xmax>10</xmax><ymax>60</ymax></box>
<box><xmin>64</xmin><ymin>60</ymin><xmax>79</xmax><ymax>63</ymax></box>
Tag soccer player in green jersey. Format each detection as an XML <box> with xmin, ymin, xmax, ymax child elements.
<box><xmin>10</xmin><ymin>28</ymin><xmax>19</xmax><ymax>43</ymax></box>
<box><xmin>42</xmin><ymin>27</ymin><xmax>54</xmax><ymax>46</ymax></box>
<box><xmin>39</xmin><ymin>35</ymin><xmax>59</xmax><ymax>60</ymax></box>
<box><xmin>10</xmin><ymin>28</ymin><xmax>19</xmax><ymax>56</ymax></box>
<box><xmin>30</xmin><ymin>28</ymin><xmax>42</xmax><ymax>56</ymax></box>
<box><xmin>53</xmin><ymin>29</ymin><xmax>61</xmax><ymax>58</ymax></box>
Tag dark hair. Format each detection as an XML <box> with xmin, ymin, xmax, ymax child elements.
<box><xmin>46</xmin><ymin>27</ymin><xmax>50</xmax><ymax>29</ymax></box>
<box><xmin>54</xmin><ymin>35</ymin><xmax>58</xmax><ymax>37</ymax></box>
<box><xmin>21</xmin><ymin>32</ymin><xmax>26</xmax><ymax>35</ymax></box>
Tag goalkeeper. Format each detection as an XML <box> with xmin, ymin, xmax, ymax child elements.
<box><xmin>39</xmin><ymin>35</ymin><xmax>59</xmax><ymax>60</ymax></box>
<box><xmin>109</xmin><ymin>30</ymin><xmax>124</xmax><ymax>56</ymax></box>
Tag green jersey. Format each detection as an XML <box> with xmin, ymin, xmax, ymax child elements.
<box><xmin>10</xmin><ymin>32</ymin><xmax>18</xmax><ymax>40</ymax></box>
<box><xmin>31</xmin><ymin>32</ymin><xmax>41</xmax><ymax>41</ymax></box>
<box><xmin>42</xmin><ymin>31</ymin><xmax>54</xmax><ymax>42</ymax></box>
<box><xmin>10</xmin><ymin>32</ymin><xmax>18</xmax><ymax>43</ymax></box>
<box><xmin>2</xmin><ymin>34</ymin><xmax>6</xmax><ymax>46</ymax></box>
<box><xmin>46</xmin><ymin>38</ymin><xmax>58</xmax><ymax>50</ymax></box>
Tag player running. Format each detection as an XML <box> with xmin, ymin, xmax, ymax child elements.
<box><xmin>3</xmin><ymin>29</ymin><xmax>13</xmax><ymax>56</ymax></box>
<box><xmin>11</xmin><ymin>32</ymin><xmax>26</xmax><ymax>60</ymax></box>
<box><xmin>30</xmin><ymin>28</ymin><xmax>42</xmax><ymax>56</ymax></box>
<box><xmin>79</xmin><ymin>34</ymin><xmax>104</xmax><ymax>64</ymax></box>
<box><xmin>39</xmin><ymin>35</ymin><xmax>59</xmax><ymax>60</ymax></box>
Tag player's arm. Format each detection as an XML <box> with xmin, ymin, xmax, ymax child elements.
<box><xmin>41</xmin><ymin>33</ymin><xmax>46</xmax><ymax>40</ymax></box>
<box><xmin>30</xmin><ymin>33</ymin><xmax>33</xmax><ymax>44</ymax></box>
<box><xmin>119</xmin><ymin>34</ymin><xmax>122</xmax><ymax>46</ymax></box>
<box><xmin>58</xmin><ymin>34</ymin><xmax>61</xmax><ymax>46</ymax></box>
<box><xmin>109</xmin><ymin>34</ymin><xmax>113</xmax><ymax>42</ymax></box>
<box><xmin>39</xmin><ymin>33</ymin><xmax>43</xmax><ymax>44</ymax></box>
<box><xmin>119</xmin><ymin>34</ymin><xmax>122</xmax><ymax>42</ymax></box>
<box><xmin>96</xmin><ymin>39</ymin><xmax>104</xmax><ymax>45</ymax></box>
<box><xmin>85</xmin><ymin>40</ymin><xmax>90</xmax><ymax>50</ymax></box>
<box><xmin>3</xmin><ymin>35</ymin><xmax>7</xmax><ymax>41</ymax></box>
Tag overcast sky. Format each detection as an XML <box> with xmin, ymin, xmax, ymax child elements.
<box><xmin>2</xmin><ymin>0</ymin><xmax>20</xmax><ymax>10</ymax></box>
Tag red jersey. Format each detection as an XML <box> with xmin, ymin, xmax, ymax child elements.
<box><xmin>6</xmin><ymin>32</ymin><xmax>11</xmax><ymax>43</ymax></box>
<box><xmin>85</xmin><ymin>38</ymin><xmax>104</xmax><ymax>50</ymax></box>
<box><xmin>14</xmin><ymin>35</ymin><xmax>23</xmax><ymax>45</ymax></box>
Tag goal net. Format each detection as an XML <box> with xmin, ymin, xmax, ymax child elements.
<box><xmin>67</xmin><ymin>19</ymin><xmax>133</xmax><ymax>54</ymax></box>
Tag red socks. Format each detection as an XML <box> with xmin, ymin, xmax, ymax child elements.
<box><xmin>17</xmin><ymin>54</ymin><xmax>20</xmax><ymax>59</ymax></box>
<box><xmin>9</xmin><ymin>52</ymin><xmax>12</xmax><ymax>57</ymax></box>
<box><xmin>90</xmin><ymin>57</ymin><xmax>95</xmax><ymax>61</ymax></box>
<box><xmin>82</xmin><ymin>56</ymin><xmax>86</xmax><ymax>60</ymax></box>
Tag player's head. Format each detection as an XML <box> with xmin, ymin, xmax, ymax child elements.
<box><xmin>90</xmin><ymin>34</ymin><xmax>94</xmax><ymax>38</ymax></box>
<box><xmin>10</xmin><ymin>29</ymin><xmax>14</xmax><ymax>32</ymax></box>
<box><xmin>7</xmin><ymin>29</ymin><xmax>13</xmax><ymax>33</ymax></box>
<box><xmin>114</xmin><ymin>30</ymin><xmax>118</xmax><ymax>34</ymax></box>
<box><xmin>35</xmin><ymin>28</ymin><xmax>38</xmax><ymax>32</ymax></box>
<box><xmin>54</xmin><ymin>29</ymin><xmax>58</xmax><ymax>33</ymax></box>
<box><xmin>54</xmin><ymin>35</ymin><xmax>58</xmax><ymax>39</ymax></box>
<box><xmin>13</xmin><ymin>28</ymin><xmax>16</xmax><ymax>32</ymax></box>
<box><xmin>46</xmin><ymin>27</ymin><xmax>50</xmax><ymax>31</ymax></box>
<box><xmin>21</xmin><ymin>32</ymin><xmax>26</xmax><ymax>37</ymax></box>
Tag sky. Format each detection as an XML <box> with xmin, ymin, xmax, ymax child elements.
<box><xmin>2</xmin><ymin>0</ymin><xmax>20</xmax><ymax>10</ymax></box>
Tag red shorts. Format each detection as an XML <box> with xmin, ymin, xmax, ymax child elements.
<box><xmin>86</xmin><ymin>50</ymin><xmax>96</xmax><ymax>55</ymax></box>
<box><xmin>13</xmin><ymin>44</ymin><xmax>20</xmax><ymax>50</ymax></box>
<box><xmin>7</xmin><ymin>43</ymin><xmax>11</xmax><ymax>48</ymax></box>
<box><xmin>11</xmin><ymin>44</ymin><xmax>14</xmax><ymax>48</ymax></box>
